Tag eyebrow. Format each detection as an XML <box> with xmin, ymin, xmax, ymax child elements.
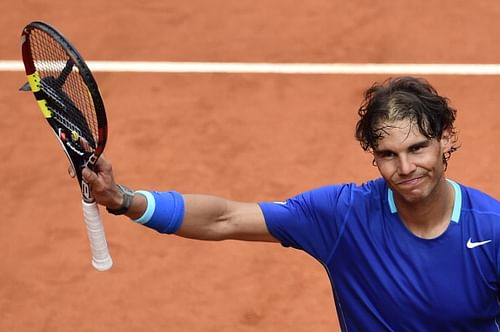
<box><xmin>374</xmin><ymin>139</ymin><xmax>431</xmax><ymax>155</ymax></box>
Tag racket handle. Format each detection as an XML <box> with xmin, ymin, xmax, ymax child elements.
<box><xmin>82</xmin><ymin>200</ymin><xmax>113</xmax><ymax>271</ymax></box>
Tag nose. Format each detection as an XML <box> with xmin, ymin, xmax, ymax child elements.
<box><xmin>397</xmin><ymin>154</ymin><xmax>416</xmax><ymax>176</ymax></box>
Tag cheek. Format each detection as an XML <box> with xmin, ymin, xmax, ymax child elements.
<box><xmin>374</xmin><ymin>160</ymin><xmax>395</xmax><ymax>178</ymax></box>
<box><xmin>419</xmin><ymin>150</ymin><xmax>444</xmax><ymax>169</ymax></box>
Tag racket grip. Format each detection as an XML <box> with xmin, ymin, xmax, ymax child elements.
<box><xmin>82</xmin><ymin>200</ymin><xmax>113</xmax><ymax>271</ymax></box>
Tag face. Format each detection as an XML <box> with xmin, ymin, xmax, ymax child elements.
<box><xmin>373</xmin><ymin>119</ymin><xmax>452</xmax><ymax>204</ymax></box>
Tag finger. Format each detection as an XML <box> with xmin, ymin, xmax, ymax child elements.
<box><xmin>67</xmin><ymin>165</ymin><xmax>76</xmax><ymax>178</ymax></box>
<box><xmin>91</xmin><ymin>155</ymin><xmax>111</xmax><ymax>174</ymax></box>
<box><xmin>82</xmin><ymin>167</ymin><xmax>97</xmax><ymax>183</ymax></box>
<box><xmin>97</xmin><ymin>155</ymin><xmax>112</xmax><ymax>173</ymax></box>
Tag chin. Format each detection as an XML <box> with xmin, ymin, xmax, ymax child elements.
<box><xmin>394</xmin><ymin>180</ymin><xmax>439</xmax><ymax>205</ymax></box>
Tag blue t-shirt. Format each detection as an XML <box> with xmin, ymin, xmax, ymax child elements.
<box><xmin>259</xmin><ymin>178</ymin><xmax>500</xmax><ymax>331</ymax></box>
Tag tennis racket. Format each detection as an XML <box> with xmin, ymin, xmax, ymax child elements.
<box><xmin>21</xmin><ymin>21</ymin><xmax>113</xmax><ymax>271</ymax></box>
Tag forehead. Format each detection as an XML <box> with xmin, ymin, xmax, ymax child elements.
<box><xmin>374</xmin><ymin>119</ymin><xmax>430</xmax><ymax>150</ymax></box>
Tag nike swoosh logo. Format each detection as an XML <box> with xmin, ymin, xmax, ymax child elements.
<box><xmin>466</xmin><ymin>238</ymin><xmax>492</xmax><ymax>249</ymax></box>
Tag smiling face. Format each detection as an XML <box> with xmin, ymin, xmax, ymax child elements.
<box><xmin>373</xmin><ymin>119</ymin><xmax>452</xmax><ymax>204</ymax></box>
<box><xmin>355</xmin><ymin>77</ymin><xmax>459</xmax><ymax>178</ymax></box>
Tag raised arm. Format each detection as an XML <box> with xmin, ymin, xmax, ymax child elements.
<box><xmin>82</xmin><ymin>157</ymin><xmax>278</xmax><ymax>243</ymax></box>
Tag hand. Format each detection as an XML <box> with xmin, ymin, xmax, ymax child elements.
<box><xmin>81</xmin><ymin>156</ymin><xmax>124</xmax><ymax>209</ymax></box>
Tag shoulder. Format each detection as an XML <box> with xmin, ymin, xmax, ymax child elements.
<box><xmin>293</xmin><ymin>178</ymin><xmax>387</xmax><ymax>212</ymax></box>
<box><xmin>259</xmin><ymin>178</ymin><xmax>388</xmax><ymax>223</ymax></box>
<box><xmin>300</xmin><ymin>177</ymin><xmax>385</xmax><ymax>198</ymax></box>
<box><xmin>260</xmin><ymin>178</ymin><xmax>386</xmax><ymax>217</ymax></box>
<box><xmin>458</xmin><ymin>182</ymin><xmax>500</xmax><ymax>214</ymax></box>
<box><xmin>455</xmin><ymin>182</ymin><xmax>500</xmax><ymax>235</ymax></box>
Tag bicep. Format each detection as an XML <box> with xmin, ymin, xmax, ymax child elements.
<box><xmin>176</xmin><ymin>194</ymin><xmax>278</xmax><ymax>242</ymax></box>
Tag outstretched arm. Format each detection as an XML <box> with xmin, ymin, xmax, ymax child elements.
<box><xmin>82</xmin><ymin>157</ymin><xmax>278</xmax><ymax>243</ymax></box>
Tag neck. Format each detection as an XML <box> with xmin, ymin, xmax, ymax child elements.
<box><xmin>394</xmin><ymin>178</ymin><xmax>455</xmax><ymax>239</ymax></box>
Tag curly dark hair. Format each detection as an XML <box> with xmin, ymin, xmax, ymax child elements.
<box><xmin>355</xmin><ymin>76</ymin><xmax>459</xmax><ymax>165</ymax></box>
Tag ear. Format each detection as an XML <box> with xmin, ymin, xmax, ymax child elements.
<box><xmin>440</xmin><ymin>128</ymin><xmax>453</xmax><ymax>153</ymax></box>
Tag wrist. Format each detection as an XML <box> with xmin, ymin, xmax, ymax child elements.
<box><xmin>106</xmin><ymin>184</ymin><xmax>135</xmax><ymax>215</ymax></box>
<box><xmin>126</xmin><ymin>191</ymin><xmax>148</xmax><ymax>220</ymax></box>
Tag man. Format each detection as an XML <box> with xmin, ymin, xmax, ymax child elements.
<box><xmin>83</xmin><ymin>76</ymin><xmax>500</xmax><ymax>331</ymax></box>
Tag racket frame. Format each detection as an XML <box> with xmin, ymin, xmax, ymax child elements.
<box><xmin>21</xmin><ymin>21</ymin><xmax>112</xmax><ymax>271</ymax></box>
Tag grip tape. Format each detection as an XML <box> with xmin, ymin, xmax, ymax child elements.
<box><xmin>82</xmin><ymin>200</ymin><xmax>113</xmax><ymax>271</ymax></box>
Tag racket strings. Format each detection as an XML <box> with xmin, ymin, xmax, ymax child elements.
<box><xmin>29</xmin><ymin>29</ymin><xmax>99</xmax><ymax>148</ymax></box>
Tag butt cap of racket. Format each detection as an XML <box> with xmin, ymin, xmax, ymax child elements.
<box><xmin>92</xmin><ymin>255</ymin><xmax>113</xmax><ymax>271</ymax></box>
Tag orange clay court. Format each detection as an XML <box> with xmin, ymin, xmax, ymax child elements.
<box><xmin>1</xmin><ymin>1</ymin><xmax>499</xmax><ymax>331</ymax></box>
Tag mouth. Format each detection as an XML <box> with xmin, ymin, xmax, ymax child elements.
<box><xmin>396</xmin><ymin>176</ymin><xmax>424</xmax><ymax>187</ymax></box>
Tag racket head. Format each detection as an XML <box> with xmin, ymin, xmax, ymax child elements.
<box><xmin>21</xmin><ymin>21</ymin><xmax>107</xmax><ymax>199</ymax></box>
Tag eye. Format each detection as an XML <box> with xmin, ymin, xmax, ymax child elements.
<box><xmin>376</xmin><ymin>150</ymin><xmax>395</xmax><ymax>159</ymax></box>
<box><xmin>410</xmin><ymin>144</ymin><xmax>426</xmax><ymax>153</ymax></box>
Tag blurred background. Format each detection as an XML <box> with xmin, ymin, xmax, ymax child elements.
<box><xmin>1</xmin><ymin>1</ymin><xmax>499</xmax><ymax>331</ymax></box>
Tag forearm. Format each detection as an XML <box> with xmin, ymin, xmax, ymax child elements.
<box><xmin>123</xmin><ymin>191</ymin><xmax>274</xmax><ymax>242</ymax></box>
<box><xmin>177</xmin><ymin>194</ymin><xmax>232</xmax><ymax>240</ymax></box>
<box><xmin>180</xmin><ymin>194</ymin><xmax>275</xmax><ymax>241</ymax></box>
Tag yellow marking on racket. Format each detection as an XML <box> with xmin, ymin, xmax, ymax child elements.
<box><xmin>27</xmin><ymin>72</ymin><xmax>53</xmax><ymax>118</ymax></box>
<box><xmin>36</xmin><ymin>100</ymin><xmax>52</xmax><ymax>118</ymax></box>
<box><xmin>27</xmin><ymin>72</ymin><xmax>41</xmax><ymax>92</ymax></box>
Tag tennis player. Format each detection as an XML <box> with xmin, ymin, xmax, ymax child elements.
<box><xmin>83</xmin><ymin>76</ymin><xmax>500</xmax><ymax>331</ymax></box>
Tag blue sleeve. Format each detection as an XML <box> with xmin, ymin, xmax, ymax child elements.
<box><xmin>259</xmin><ymin>183</ymin><xmax>356</xmax><ymax>263</ymax></box>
